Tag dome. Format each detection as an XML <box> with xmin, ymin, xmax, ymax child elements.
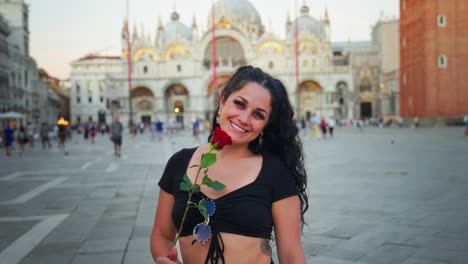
<box><xmin>288</xmin><ymin>5</ymin><xmax>322</xmax><ymax>37</ymax></box>
<box><xmin>209</xmin><ymin>0</ymin><xmax>262</xmax><ymax>30</ymax></box>
<box><xmin>163</xmin><ymin>11</ymin><xmax>192</xmax><ymax>41</ymax></box>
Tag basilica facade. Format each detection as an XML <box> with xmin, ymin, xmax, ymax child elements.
<box><xmin>70</xmin><ymin>0</ymin><xmax>354</xmax><ymax>127</ymax></box>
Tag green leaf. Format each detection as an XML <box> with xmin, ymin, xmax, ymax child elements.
<box><xmin>180</xmin><ymin>174</ymin><xmax>193</xmax><ymax>192</ymax></box>
<box><xmin>201</xmin><ymin>153</ymin><xmax>217</xmax><ymax>167</ymax></box>
<box><xmin>183</xmin><ymin>174</ymin><xmax>193</xmax><ymax>185</ymax></box>
<box><xmin>210</xmin><ymin>180</ymin><xmax>226</xmax><ymax>191</ymax></box>
<box><xmin>202</xmin><ymin>176</ymin><xmax>226</xmax><ymax>191</ymax></box>
<box><xmin>180</xmin><ymin>182</ymin><xmax>191</xmax><ymax>192</ymax></box>
<box><xmin>199</xmin><ymin>200</ymin><xmax>207</xmax><ymax>219</ymax></box>
<box><xmin>193</xmin><ymin>184</ymin><xmax>201</xmax><ymax>193</ymax></box>
<box><xmin>202</xmin><ymin>175</ymin><xmax>213</xmax><ymax>185</ymax></box>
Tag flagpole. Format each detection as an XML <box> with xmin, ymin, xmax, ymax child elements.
<box><xmin>211</xmin><ymin>0</ymin><xmax>217</xmax><ymax>90</ymax></box>
<box><xmin>126</xmin><ymin>0</ymin><xmax>133</xmax><ymax>127</ymax></box>
<box><xmin>295</xmin><ymin>0</ymin><xmax>300</xmax><ymax>119</ymax></box>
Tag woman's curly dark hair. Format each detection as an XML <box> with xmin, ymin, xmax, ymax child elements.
<box><xmin>208</xmin><ymin>65</ymin><xmax>309</xmax><ymax>227</ymax></box>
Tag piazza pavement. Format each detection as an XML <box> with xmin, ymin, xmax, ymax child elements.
<box><xmin>0</xmin><ymin>126</ymin><xmax>467</xmax><ymax>264</ymax></box>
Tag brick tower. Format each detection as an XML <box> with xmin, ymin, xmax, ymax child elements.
<box><xmin>400</xmin><ymin>0</ymin><xmax>468</xmax><ymax>118</ymax></box>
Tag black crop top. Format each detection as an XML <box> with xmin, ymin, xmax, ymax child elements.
<box><xmin>158</xmin><ymin>148</ymin><xmax>298</xmax><ymax>263</ymax></box>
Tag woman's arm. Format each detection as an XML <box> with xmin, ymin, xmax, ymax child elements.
<box><xmin>272</xmin><ymin>195</ymin><xmax>307</xmax><ymax>264</ymax></box>
<box><xmin>150</xmin><ymin>189</ymin><xmax>178</xmax><ymax>261</ymax></box>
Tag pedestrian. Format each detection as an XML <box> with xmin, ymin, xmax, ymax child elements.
<box><xmin>3</xmin><ymin>124</ymin><xmax>14</xmax><ymax>156</ymax></box>
<box><xmin>464</xmin><ymin>114</ymin><xmax>468</xmax><ymax>137</ymax></box>
<box><xmin>412</xmin><ymin>117</ymin><xmax>420</xmax><ymax>128</ymax></box>
<box><xmin>156</xmin><ymin>120</ymin><xmax>164</xmax><ymax>141</ymax></box>
<box><xmin>151</xmin><ymin>66</ymin><xmax>308</xmax><ymax>264</ymax></box>
<box><xmin>40</xmin><ymin>122</ymin><xmax>51</xmax><ymax>149</ymax></box>
<box><xmin>150</xmin><ymin>122</ymin><xmax>157</xmax><ymax>141</ymax></box>
<box><xmin>320</xmin><ymin>117</ymin><xmax>327</xmax><ymax>139</ymax></box>
<box><xmin>301</xmin><ymin>117</ymin><xmax>307</xmax><ymax>138</ymax></box>
<box><xmin>17</xmin><ymin>125</ymin><xmax>28</xmax><ymax>156</ymax></box>
<box><xmin>328</xmin><ymin>117</ymin><xmax>336</xmax><ymax>137</ymax></box>
<box><xmin>89</xmin><ymin>121</ymin><xmax>96</xmax><ymax>143</ymax></box>
<box><xmin>139</xmin><ymin>122</ymin><xmax>145</xmax><ymax>134</ymax></box>
<box><xmin>110</xmin><ymin>115</ymin><xmax>123</xmax><ymax>157</ymax></box>
<box><xmin>27</xmin><ymin>122</ymin><xmax>36</xmax><ymax>148</ymax></box>
<box><xmin>58</xmin><ymin>124</ymin><xmax>67</xmax><ymax>154</ymax></box>
<box><xmin>309</xmin><ymin>113</ymin><xmax>320</xmax><ymax>140</ymax></box>
<box><xmin>192</xmin><ymin>118</ymin><xmax>200</xmax><ymax>142</ymax></box>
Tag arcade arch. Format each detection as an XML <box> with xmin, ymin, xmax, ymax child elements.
<box><xmin>165</xmin><ymin>83</ymin><xmax>189</xmax><ymax>126</ymax></box>
<box><xmin>131</xmin><ymin>86</ymin><xmax>155</xmax><ymax>124</ymax></box>
<box><xmin>298</xmin><ymin>80</ymin><xmax>323</xmax><ymax>119</ymax></box>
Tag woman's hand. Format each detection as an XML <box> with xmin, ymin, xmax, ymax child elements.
<box><xmin>155</xmin><ymin>247</ymin><xmax>181</xmax><ymax>264</ymax></box>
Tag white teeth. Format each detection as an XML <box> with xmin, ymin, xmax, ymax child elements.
<box><xmin>231</xmin><ymin>122</ymin><xmax>247</xmax><ymax>132</ymax></box>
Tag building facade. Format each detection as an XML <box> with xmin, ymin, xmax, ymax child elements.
<box><xmin>400</xmin><ymin>0</ymin><xmax>468</xmax><ymax>118</ymax></box>
<box><xmin>70</xmin><ymin>0</ymin><xmax>355</xmax><ymax>127</ymax></box>
<box><xmin>0</xmin><ymin>0</ymin><xmax>61</xmax><ymax>126</ymax></box>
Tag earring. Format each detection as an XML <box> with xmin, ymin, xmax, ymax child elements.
<box><xmin>216</xmin><ymin>109</ymin><xmax>221</xmax><ymax>124</ymax></box>
<box><xmin>259</xmin><ymin>131</ymin><xmax>264</xmax><ymax>146</ymax></box>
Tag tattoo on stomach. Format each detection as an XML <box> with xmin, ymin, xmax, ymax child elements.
<box><xmin>260</xmin><ymin>239</ymin><xmax>272</xmax><ymax>257</ymax></box>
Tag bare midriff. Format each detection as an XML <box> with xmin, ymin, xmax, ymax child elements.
<box><xmin>179</xmin><ymin>233</ymin><xmax>271</xmax><ymax>264</ymax></box>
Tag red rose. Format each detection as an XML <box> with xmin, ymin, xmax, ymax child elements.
<box><xmin>211</xmin><ymin>126</ymin><xmax>232</xmax><ymax>149</ymax></box>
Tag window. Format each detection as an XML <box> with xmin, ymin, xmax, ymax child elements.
<box><xmin>402</xmin><ymin>37</ymin><xmax>406</xmax><ymax>48</ymax></box>
<box><xmin>76</xmin><ymin>81</ymin><xmax>81</xmax><ymax>94</ymax></box>
<box><xmin>143</xmin><ymin>66</ymin><xmax>148</xmax><ymax>73</ymax></box>
<box><xmin>99</xmin><ymin>80</ymin><xmax>105</xmax><ymax>95</ymax></box>
<box><xmin>268</xmin><ymin>61</ymin><xmax>274</xmax><ymax>69</ymax></box>
<box><xmin>100</xmin><ymin>97</ymin><xmax>104</xmax><ymax>103</ymax></box>
<box><xmin>438</xmin><ymin>55</ymin><xmax>447</xmax><ymax>68</ymax></box>
<box><xmin>437</xmin><ymin>14</ymin><xmax>446</xmax><ymax>27</ymax></box>
<box><xmin>87</xmin><ymin>80</ymin><xmax>93</xmax><ymax>94</ymax></box>
<box><xmin>177</xmin><ymin>64</ymin><xmax>182</xmax><ymax>72</ymax></box>
<box><xmin>88</xmin><ymin>97</ymin><xmax>92</xmax><ymax>103</ymax></box>
<box><xmin>77</xmin><ymin>97</ymin><xmax>81</xmax><ymax>103</ymax></box>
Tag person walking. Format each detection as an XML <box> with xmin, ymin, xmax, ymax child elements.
<box><xmin>156</xmin><ymin>120</ymin><xmax>164</xmax><ymax>141</ymax></box>
<box><xmin>3</xmin><ymin>124</ymin><xmax>14</xmax><ymax>156</ymax></box>
<box><xmin>150</xmin><ymin>122</ymin><xmax>157</xmax><ymax>141</ymax></box>
<box><xmin>320</xmin><ymin>117</ymin><xmax>327</xmax><ymax>139</ymax></box>
<box><xmin>40</xmin><ymin>122</ymin><xmax>51</xmax><ymax>149</ymax></box>
<box><xmin>110</xmin><ymin>115</ymin><xmax>124</xmax><ymax>157</ymax></box>
<box><xmin>27</xmin><ymin>122</ymin><xmax>36</xmax><ymax>148</ymax></box>
<box><xmin>17</xmin><ymin>125</ymin><xmax>28</xmax><ymax>156</ymax></box>
<box><xmin>151</xmin><ymin>66</ymin><xmax>308</xmax><ymax>264</ymax></box>
<box><xmin>300</xmin><ymin>117</ymin><xmax>308</xmax><ymax>138</ymax></box>
<box><xmin>309</xmin><ymin>113</ymin><xmax>320</xmax><ymax>140</ymax></box>
<box><xmin>464</xmin><ymin>115</ymin><xmax>468</xmax><ymax>137</ymax></box>
<box><xmin>58</xmin><ymin>123</ymin><xmax>68</xmax><ymax>155</ymax></box>
<box><xmin>328</xmin><ymin>117</ymin><xmax>336</xmax><ymax>137</ymax></box>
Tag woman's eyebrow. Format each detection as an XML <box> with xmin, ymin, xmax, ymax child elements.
<box><xmin>236</xmin><ymin>96</ymin><xmax>269</xmax><ymax>115</ymax></box>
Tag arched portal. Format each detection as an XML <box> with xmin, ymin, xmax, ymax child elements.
<box><xmin>336</xmin><ymin>81</ymin><xmax>348</xmax><ymax>119</ymax></box>
<box><xmin>299</xmin><ymin>80</ymin><xmax>323</xmax><ymax>119</ymax></box>
<box><xmin>165</xmin><ymin>84</ymin><xmax>189</xmax><ymax>127</ymax></box>
<box><xmin>203</xmin><ymin>37</ymin><xmax>246</xmax><ymax>69</ymax></box>
<box><xmin>131</xmin><ymin>86</ymin><xmax>154</xmax><ymax>124</ymax></box>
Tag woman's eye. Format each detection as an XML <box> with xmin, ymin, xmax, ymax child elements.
<box><xmin>234</xmin><ymin>100</ymin><xmax>245</xmax><ymax>108</ymax></box>
<box><xmin>254</xmin><ymin>112</ymin><xmax>266</xmax><ymax>120</ymax></box>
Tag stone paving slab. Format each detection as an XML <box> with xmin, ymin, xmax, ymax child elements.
<box><xmin>0</xmin><ymin>127</ymin><xmax>467</xmax><ymax>263</ymax></box>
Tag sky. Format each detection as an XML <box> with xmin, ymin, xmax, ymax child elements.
<box><xmin>26</xmin><ymin>0</ymin><xmax>399</xmax><ymax>79</ymax></box>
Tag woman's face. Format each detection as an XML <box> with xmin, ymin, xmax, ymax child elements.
<box><xmin>219</xmin><ymin>82</ymin><xmax>271</xmax><ymax>146</ymax></box>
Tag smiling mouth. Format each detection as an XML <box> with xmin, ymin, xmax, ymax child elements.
<box><xmin>230</xmin><ymin>121</ymin><xmax>248</xmax><ymax>133</ymax></box>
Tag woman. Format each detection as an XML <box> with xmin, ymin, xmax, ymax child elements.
<box><xmin>17</xmin><ymin>125</ymin><xmax>28</xmax><ymax>156</ymax></box>
<box><xmin>151</xmin><ymin>66</ymin><xmax>308</xmax><ymax>264</ymax></box>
